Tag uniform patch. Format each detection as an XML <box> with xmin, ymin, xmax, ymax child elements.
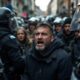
<box><xmin>9</xmin><ymin>35</ymin><xmax>16</xmax><ymax>39</ymax></box>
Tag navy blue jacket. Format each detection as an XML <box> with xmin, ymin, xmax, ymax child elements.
<box><xmin>0</xmin><ymin>33</ymin><xmax>25</xmax><ymax>80</ymax></box>
<box><xmin>0</xmin><ymin>17</ymin><xmax>25</xmax><ymax>80</ymax></box>
<box><xmin>25</xmin><ymin>38</ymin><xmax>72</xmax><ymax>80</ymax></box>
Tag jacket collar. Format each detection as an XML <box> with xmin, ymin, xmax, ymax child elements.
<box><xmin>31</xmin><ymin>49</ymin><xmax>57</xmax><ymax>63</ymax></box>
<box><xmin>30</xmin><ymin>37</ymin><xmax>64</xmax><ymax>63</ymax></box>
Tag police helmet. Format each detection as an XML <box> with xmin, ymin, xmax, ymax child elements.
<box><xmin>28</xmin><ymin>17</ymin><xmax>39</xmax><ymax>26</ymax></box>
<box><xmin>0</xmin><ymin>7</ymin><xmax>14</xmax><ymax>24</ymax></box>
<box><xmin>0</xmin><ymin>7</ymin><xmax>17</xmax><ymax>33</ymax></box>
<box><xmin>63</xmin><ymin>17</ymin><xmax>72</xmax><ymax>26</ymax></box>
<box><xmin>53</xmin><ymin>17</ymin><xmax>63</xmax><ymax>26</ymax></box>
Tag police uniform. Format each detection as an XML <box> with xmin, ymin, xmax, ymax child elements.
<box><xmin>0</xmin><ymin>7</ymin><xmax>25</xmax><ymax>80</ymax></box>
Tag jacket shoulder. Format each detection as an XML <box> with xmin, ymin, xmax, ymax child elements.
<box><xmin>53</xmin><ymin>48</ymin><xmax>70</xmax><ymax>60</ymax></box>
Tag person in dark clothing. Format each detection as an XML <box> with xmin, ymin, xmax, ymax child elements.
<box><xmin>71</xmin><ymin>28</ymin><xmax>80</xmax><ymax>79</ymax></box>
<box><xmin>16</xmin><ymin>27</ymin><xmax>30</xmax><ymax>80</ymax></box>
<box><xmin>53</xmin><ymin>17</ymin><xmax>63</xmax><ymax>38</ymax></box>
<box><xmin>0</xmin><ymin>7</ymin><xmax>25</xmax><ymax>80</ymax></box>
<box><xmin>27</xmin><ymin>18</ymin><xmax>38</xmax><ymax>47</ymax></box>
<box><xmin>0</xmin><ymin>58</ymin><xmax>4</xmax><ymax>80</ymax></box>
<box><xmin>16</xmin><ymin>27</ymin><xmax>30</xmax><ymax>58</ymax></box>
<box><xmin>25</xmin><ymin>22</ymin><xmax>72</xmax><ymax>80</ymax></box>
<box><xmin>61</xmin><ymin>17</ymin><xmax>74</xmax><ymax>54</ymax></box>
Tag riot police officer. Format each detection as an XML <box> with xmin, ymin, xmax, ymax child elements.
<box><xmin>0</xmin><ymin>7</ymin><xmax>25</xmax><ymax>80</ymax></box>
<box><xmin>71</xmin><ymin>4</ymin><xmax>80</xmax><ymax>79</ymax></box>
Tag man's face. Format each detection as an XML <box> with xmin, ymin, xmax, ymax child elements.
<box><xmin>33</xmin><ymin>27</ymin><xmax>54</xmax><ymax>51</ymax></box>
<box><xmin>75</xmin><ymin>30</ymin><xmax>80</xmax><ymax>38</ymax></box>
<box><xmin>55</xmin><ymin>24</ymin><xmax>62</xmax><ymax>32</ymax></box>
<box><xmin>29</xmin><ymin>24</ymin><xmax>36</xmax><ymax>32</ymax></box>
<box><xmin>63</xmin><ymin>24</ymin><xmax>71</xmax><ymax>33</ymax></box>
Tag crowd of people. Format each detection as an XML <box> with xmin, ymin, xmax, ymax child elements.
<box><xmin>0</xmin><ymin>4</ymin><xmax>80</xmax><ymax>80</ymax></box>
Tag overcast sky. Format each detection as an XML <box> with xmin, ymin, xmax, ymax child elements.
<box><xmin>35</xmin><ymin>0</ymin><xmax>51</xmax><ymax>11</ymax></box>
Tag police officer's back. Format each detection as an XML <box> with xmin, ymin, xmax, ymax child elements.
<box><xmin>0</xmin><ymin>7</ymin><xmax>25</xmax><ymax>80</ymax></box>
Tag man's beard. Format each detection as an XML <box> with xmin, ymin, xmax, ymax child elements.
<box><xmin>35</xmin><ymin>45</ymin><xmax>45</xmax><ymax>51</ymax></box>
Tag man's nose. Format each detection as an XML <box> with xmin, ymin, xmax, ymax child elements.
<box><xmin>38</xmin><ymin>34</ymin><xmax>42</xmax><ymax>38</ymax></box>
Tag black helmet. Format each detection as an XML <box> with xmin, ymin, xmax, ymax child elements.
<box><xmin>0</xmin><ymin>7</ymin><xmax>16</xmax><ymax>33</ymax></box>
<box><xmin>63</xmin><ymin>17</ymin><xmax>72</xmax><ymax>26</ymax></box>
<box><xmin>0</xmin><ymin>7</ymin><xmax>14</xmax><ymax>24</ymax></box>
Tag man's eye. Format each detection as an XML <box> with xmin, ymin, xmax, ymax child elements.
<box><xmin>41</xmin><ymin>33</ymin><xmax>48</xmax><ymax>35</ymax></box>
<box><xmin>35</xmin><ymin>33</ymin><xmax>48</xmax><ymax>36</ymax></box>
<box><xmin>35</xmin><ymin>33</ymin><xmax>39</xmax><ymax>35</ymax></box>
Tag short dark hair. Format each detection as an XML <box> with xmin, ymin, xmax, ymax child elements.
<box><xmin>36</xmin><ymin>22</ymin><xmax>53</xmax><ymax>34</ymax></box>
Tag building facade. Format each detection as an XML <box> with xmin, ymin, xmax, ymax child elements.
<box><xmin>0</xmin><ymin>0</ymin><xmax>36</xmax><ymax>17</ymax></box>
<box><xmin>47</xmin><ymin>0</ymin><xmax>78</xmax><ymax>17</ymax></box>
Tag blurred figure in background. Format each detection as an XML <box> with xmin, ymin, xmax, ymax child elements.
<box><xmin>5</xmin><ymin>0</ymin><xmax>13</xmax><ymax>11</ymax></box>
<box><xmin>27</xmin><ymin>17</ymin><xmax>38</xmax><ymax>47</ymax></box>
<box><xmin>53</xmin><ymin>17</ymin><xmax>63</xmax><ymax>38</ymax></box>
<box><xmin>71</xmin><ymin>4</ymin><xmax>80</xmax><ymax>79</ymax></box>
<box><xmin>0</xmin><ymin>7</ymin><xmax>25</xmax><ymax>80</ymax></box>
<box><xmin>16</xmin><ymin>27</ymin><xmax>30</xmax><ymax>59</ymax></box>
<box><xmin>71</xmin><ymin>28</ymin><xmax>80</xmax><ymax>80</ymax></box>
<box><xmin>61</xmin><ymin>17</ymin><xmax>74</xmax><ymax>54</ymax></box>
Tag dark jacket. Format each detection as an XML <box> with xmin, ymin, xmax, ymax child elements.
<box><xmin>71</xmin><ymin>38</ymin><xmax>80</xmax><ymax>79</ymax></box>
<box><xmin>0</xmin><ymin>32</ymin><xmax>25</xmax><ymax>80</ymax></box>
<box><xmin>61</xmin><ymin>31</ymin><xmax>74</xmax><ymax>53</ymax></box>
<box><xmin>18</xmin><ymin>41</ymin><xmax>30</xmax><ymax>59</ymax></box>
<box><xmin>71</xmin><ymin>38</ymin><xmax>80</xmax><ymax>66</ymax></box>
<box><xmin>25</xmin><ymin>38</ymin><xmax>72</xmax><ymax>80</ymax></box>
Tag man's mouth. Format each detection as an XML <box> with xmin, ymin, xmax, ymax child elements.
<box><xmin>36</xmin><ymin>41</ymin><xmax>44</xmax><ymax>46</ymax></box>
<box><xmin>35</xmin><ymin>41</ymin><xmax>45</xmax><ymax>50</ymax></box>
<box><xmin>37</xmin><ymin>41</ymin><xmax>44</xmax><ymax>44</ymax></box>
